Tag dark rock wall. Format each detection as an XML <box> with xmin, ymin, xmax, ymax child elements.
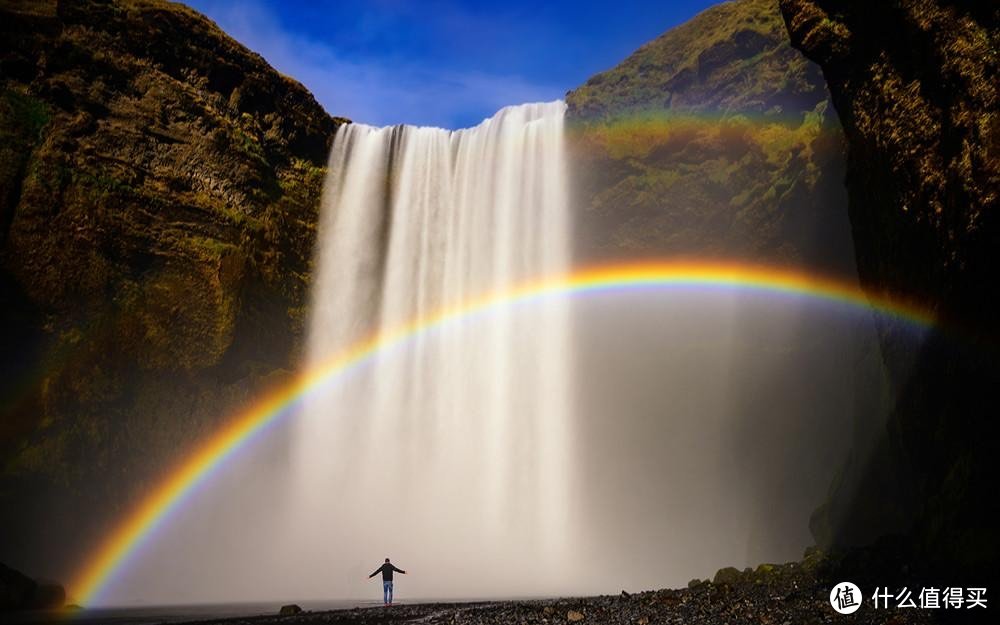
<box><xmin>0</xmin><ymin>0</ymin><xmax>342</xmax><ymax>580</ymax></box>
<box><xmin>780</xmin><ymin>0</ymin><xmax>1000</xmax><ymax>582</ymax></box>
<box><xmin>0</xmin><ymin>561</ymin><xmax>64</xmax><ymax>611</ymax></box>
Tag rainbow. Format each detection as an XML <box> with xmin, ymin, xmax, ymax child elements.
<box><xmin>69</xmin><ymin>260</ymin><xmax>934</xmax><ymax>606</ymax></box>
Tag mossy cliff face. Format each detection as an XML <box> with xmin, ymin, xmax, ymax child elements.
<box><xmin>780</xmin><ymin>0</ymin><xmax>1000</xmax><ymax>580</ymax></box>
<box><xmin>566</xmin><ymin>0</ymin><xmax>853</xmax><ymax>277</ymax></box>
<box><xmin>0</xmin><ymin>0</ymin><xmax>341</xmax><ymax>578</ymax></box>
<box><xmin>565</xmin><ymin>0</ymin><xmax>899</xmax><ymax>570</ymax></box>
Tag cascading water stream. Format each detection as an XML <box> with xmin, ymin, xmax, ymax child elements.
<box><xmin>295</xmin><ymin>101</ymin><xmax>574</xmax><ymax>598</ymax></box>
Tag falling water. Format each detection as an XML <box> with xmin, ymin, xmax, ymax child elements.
<box><xmin>295</xmin><ymin>101</ymin><xmax>573</xmax><ymax>598</ymax></box>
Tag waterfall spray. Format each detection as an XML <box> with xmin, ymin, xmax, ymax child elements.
<box><xmin>297</xmin><ymin>101</ymin><xmax>573</xmax><ymax>598</ymax></box>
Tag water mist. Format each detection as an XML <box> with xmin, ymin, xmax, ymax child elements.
<box><xmin>99</xmin><ymin>101</ymin><xmax>877</xmax><ymax>606</ymax></box>
<box><xmin>295</xmin><ymin>102</ymin><xmax>573</xmax><ymax>599</ymax></box>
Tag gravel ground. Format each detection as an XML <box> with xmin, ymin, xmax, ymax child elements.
<box><xmin>176</xmin><ymin>558</ymin><xmax>945</xmax><ymax>625</ymax></box>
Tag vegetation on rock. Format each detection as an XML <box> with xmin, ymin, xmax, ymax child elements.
<box><xmin>566</xmin><ymin>0</ymin><xmax>853</xmax><ymax>277</ymax></box>
<box><xmin>0</xmin><ymin>0</ymin><xmax>343</xmax><ymax>581</ymax></box>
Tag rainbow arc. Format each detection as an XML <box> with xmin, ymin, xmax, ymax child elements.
<box><xmin>70</xmin><ymin>260</ymin><xmax>934</xmax><ymax>606</ymax></box>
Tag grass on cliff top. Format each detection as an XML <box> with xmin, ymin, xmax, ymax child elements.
<box><xmin>567</xmin><ymin>0</ymin><xmax>810</xmax><ymax>117</ymax></box>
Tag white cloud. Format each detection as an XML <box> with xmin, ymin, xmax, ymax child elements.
<box><xmin>199</xmin><ymin>1</ymin><xmax>562</xmax><ymax>128</ymax></box>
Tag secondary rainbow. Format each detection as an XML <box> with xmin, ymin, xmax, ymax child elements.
<box><xmin>69</xmin><ymin>260</ymin><xmax>935</xmax><ymax>606</ymax></box>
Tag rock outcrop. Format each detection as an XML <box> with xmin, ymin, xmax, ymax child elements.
<box><xmin>780</xmin><ymin>0</ymin><xmax>1000</xmax><ymax>582</ymax></box>
<box><xmin>566</xmin><ymin>0</ymin><xmax>853</xmax><ymax>277</ymax></box>
<box><xmin>564</xmin><ymin>0</ymin><xmax>896</xmax><ymax>571</ymax></box>
<box><xmin>0</xmin><ymin>561</ymin><xmax>64</xmax><ymax>611</ymax></box>
<box><xmin>0</xmin><ymin>0</ymin><xmax>341</xmax><ymax>580</ymax></box>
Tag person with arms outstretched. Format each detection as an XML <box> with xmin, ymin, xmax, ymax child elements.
<box><xmin>368</xmin><ymin>557</ymin><xmax>406</xmax><ymax>605</ymax></box>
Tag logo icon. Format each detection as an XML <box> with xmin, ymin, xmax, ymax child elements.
<box><xmin>830</xmin><ymin>582</ymin><xmax>862</xmax><ymax>614</ymax></box>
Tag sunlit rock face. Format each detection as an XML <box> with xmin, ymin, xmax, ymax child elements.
<box><xmin>0</xmin><ymin>0</ymin><xmax>340</xmax><ymax>582</ymax></box>
<box><xmin>780</xmin><ymin>0</ymin><xmax>1000</xmax><ymax>581</ymax></box>
<box><xmin>566</xmin><ymin>0</ymin><xmax>852</xmax><ymax>278</ymax></box>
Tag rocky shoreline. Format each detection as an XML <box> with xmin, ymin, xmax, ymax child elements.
<box><xmin>172</xmin><ymin>558</ymin><xmax>938</xmax><ymax>625</ymax></box>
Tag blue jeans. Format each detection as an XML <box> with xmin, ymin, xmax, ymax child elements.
<box><xmin>383</xmin><ymin>580</ymin><xmax>393</xmax><ymax>604</ymax></box>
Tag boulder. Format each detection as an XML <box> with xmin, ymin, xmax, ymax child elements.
<box><xmin>29</xmin><ymin>582</ymin><xmax>64</xmax><ymax>609</ymax></box>
<box><xmin>279</xmin><ymin>603</ymin><xmax>303</xmax><ymax>615</ymax></box>
<box><xmin>712</xmin><ymin>566</ymin><xmax>744</xmax><ymax>585</ymax></box>
<box><xmin>0</xmin><ymin>562</ymin><xmax>34</xmax><ymax>611</ymax></box>
<box><xmin>0</xmin><ymin>562</ymin><xmax>65</xmax><ymax>611</ymax></box>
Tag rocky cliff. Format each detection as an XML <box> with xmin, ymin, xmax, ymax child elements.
<box><xmin>0</xmin><ymin>0</ymin><xmax>342</xmax><ymax>581</ymax></box>
<box><xmin>566</xmin><ymin>0</ymin><xmax>853</xmax><ymax>277</ymax></box>
<box><xmin>780</xmin><ymin>0</ymin><xmax>1000</xmax><ymax>583</ymax></box>
<box><xmin>564</xmin><ymin>0</ymin><xmax>900</xmax><ymax>571</ymax></box>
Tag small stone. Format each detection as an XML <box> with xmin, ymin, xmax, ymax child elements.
<box><xmin>567</xmin><ymin>609</ymin><xmax>584</xmax><ymax>621</ymax></box>
<box><xmin>620</xmin><ymin>590</ymin><xmax>631</xmax><ymax>599</ymax></box>
<box><xmin>543</xmin><ymin>606</ymin><xmax>555</xmax><ymax>615</ymax></box>
<box><xmin>638</xmin><ymin>617</ymin><xmax>649</xmax><ymax>625</ymax></box>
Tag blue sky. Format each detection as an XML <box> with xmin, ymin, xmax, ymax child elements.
<box><xmin>185</xmin><ymin>0</ymin><xmax>716</xmax><ymax>128</ymax></box>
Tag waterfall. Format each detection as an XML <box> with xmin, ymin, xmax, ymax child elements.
<box><xmin>92</xmin><ymin>100</ymin><xmax>874</xmax><ymax>606</ymax></box>
<box><xmin>296</xmin><ymin>101</ymin><xmax>573</xmax><ymax>598</ymax></box>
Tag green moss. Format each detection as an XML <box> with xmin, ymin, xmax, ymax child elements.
<box><xmin>74</xmin><ymin>169</ymin><xmax>137</xmax><ymax>197</ymax></box>
<box><xmin>567</xmin><ymin>0</ymin><xmax>804</xmax><ymax>119</ymax></box>
<box><xmin>186</xmin><ymin>235</ymin><xmax>236</xmax><ymax>257</ymax></box>
<box><xmin>24</xmin><ymin>159</ymin><xmax>71</xmax><ymax>193</ymax></box>
<box><xmin>0</xmin><ymin>89</ymin><xmax>53</xmax><ymax>208</ymax></box>
<box><xmin>278</xmin><ymin>157</ymin><xmax>325</xmax><ymax>199</ymax></box>
<box><xmin>0</xmin><ymin>89</ymin><xmax>51</xmax><ymax>140</ymax></box>
<box><xmin>232</xmin><ymin>126</ymin><xmax>268</xmax><ymax>166</ymax></box>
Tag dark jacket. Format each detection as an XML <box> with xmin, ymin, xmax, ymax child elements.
<box><xmin>370</xmin><ymin>562</ymin><xmax>405</xmax><ymax>581</ymax></box>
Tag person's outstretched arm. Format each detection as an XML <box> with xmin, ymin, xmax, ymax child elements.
<box><xmin>368</xmin><ymin>567</ymin><xmax>381</xmax><ymax>578</ymax></box>
<box><xmin>392</xmin><ymin>564</ymin><xmax>406</xmax><ymax>574</ymax></box>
